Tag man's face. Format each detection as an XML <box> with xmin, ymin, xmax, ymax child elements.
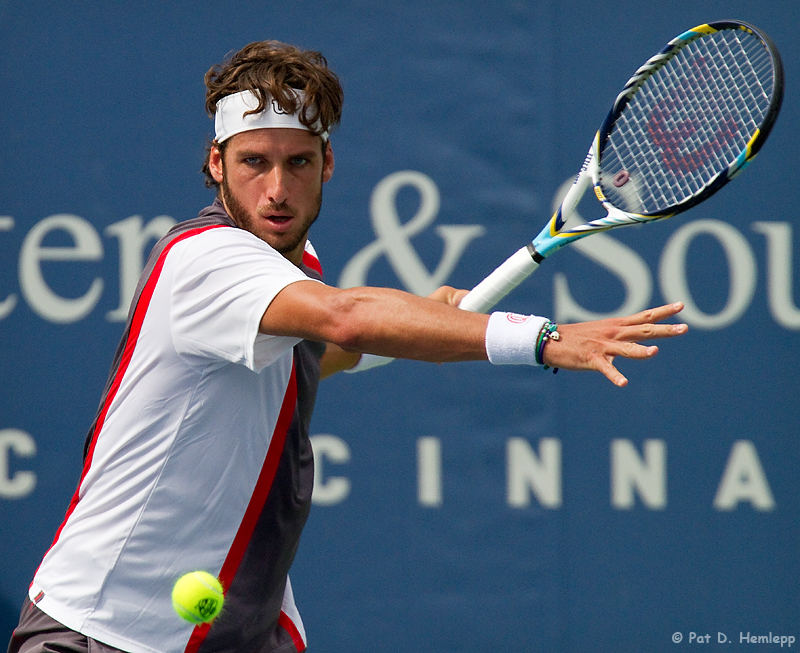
<box><xmin>209</xmin><ymin>128</ymin><xmax>334</xmax><ymax>265</ymax></box>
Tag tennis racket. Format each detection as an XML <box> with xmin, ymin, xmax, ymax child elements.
<box><xmin>457</xmin><ymin>20</ymin><xmax>784</xmax><ymax>313</ymax></box>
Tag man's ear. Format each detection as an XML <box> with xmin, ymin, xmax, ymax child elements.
<box><xmin>322</xmin><ymin>141</ymin><xmax>335</xmax><ymax>183</ymax></box>
<box><xmin>209</xmin><ymin>144</ymin><xmax>224</xmax><ymax>184</ymax></box>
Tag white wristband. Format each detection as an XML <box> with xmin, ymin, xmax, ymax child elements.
<box><xmin>485</xmin><ymin>312</ymin><xmax>549</xmax><ymax>365</ymax></box>
<box><xmin>344</xmin><ymin>353</ymin><xmax>395</xmax><ymax>373</ymax></box>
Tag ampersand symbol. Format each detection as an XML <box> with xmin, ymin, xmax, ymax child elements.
<box><xmin>338</xmin><ymin>171</ymin><xmax>485</xmax><ymax>295</ymax></box>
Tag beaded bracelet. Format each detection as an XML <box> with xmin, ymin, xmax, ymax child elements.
<box><xmin>535</xmin><ymin>321</ymin><xmax>560</xmax><ymax>373</ymax></box>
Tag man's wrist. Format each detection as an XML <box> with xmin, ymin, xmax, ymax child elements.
<box><xmin>485</xmin><ymin>312</ymin><xmax>549</xmax><ymax>366</ymax></box>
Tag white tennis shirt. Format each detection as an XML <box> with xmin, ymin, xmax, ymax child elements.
<box><xmin>29</xmin><ymin>212</ymin><xmax>320</xmax><ymax>653</ymax></box>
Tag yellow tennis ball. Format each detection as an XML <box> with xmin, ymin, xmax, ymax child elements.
<box><xmin>172</xmin><ymin>571</ymin><xmax>224</xmax><ymax>624</ymax></box>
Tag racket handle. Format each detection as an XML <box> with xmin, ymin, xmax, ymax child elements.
<box><xmin>458</xmin><ymin>246</ymin><xmax>540</xmax><ymax>313</ymax></box>
<box><xmin>348</xmin><ymin>246</ymin><xmax>537</xmax><ymax>374</ymax></box>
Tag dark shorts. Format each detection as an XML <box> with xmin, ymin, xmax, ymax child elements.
<box><xmin>7</xmin><ymin>598</ymin><xmax>126</xmax><ymax>653</ymax></box>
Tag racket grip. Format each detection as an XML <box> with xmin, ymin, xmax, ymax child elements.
<box><xmin>457</xmin><ymin>246</ymin><xmax>539</xmax><ymax>313</ymax></box>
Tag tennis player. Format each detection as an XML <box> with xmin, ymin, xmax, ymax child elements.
<box><xmin>8</xmin><ymin>40</ymin><xmax>687</xmax><ymax>653</ymax></box>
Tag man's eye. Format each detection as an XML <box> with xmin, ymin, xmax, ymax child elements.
<box><xmin>291</xmin><ymin>157</ymin><xmax>309</xmax><ymax>166</ymax></box>
<box><xmin>244</xmin><ymin>157</ymin><xmax>261</xmax><ymax>165</ymax></box>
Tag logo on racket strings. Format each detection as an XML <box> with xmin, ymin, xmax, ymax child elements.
<box><xmin>647</xmin><ymin>57</ymin><xmax>739</xmax><ymax>177</ymax></box>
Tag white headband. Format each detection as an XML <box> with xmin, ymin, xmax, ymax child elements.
<box><xmin>214</xmin><ymin>89</ymin><xmax>328</xmax><ymax>143</ymax></box>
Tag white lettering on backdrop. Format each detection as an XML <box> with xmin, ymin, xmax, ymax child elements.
<box><xmin>0</xmin><ymin>173</ymin><xmax>797</xmax><ymax>328</ymax></box>
<box><xmin>338</xmin><ymin>170</ymin><xmax>486</xmax><ymax>295</ymax></box>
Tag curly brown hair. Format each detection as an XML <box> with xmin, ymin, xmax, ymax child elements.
<box><xmin>201</xmin><ymin>40</ymin><xmax>344</xmax><ymax>188</ymax></box>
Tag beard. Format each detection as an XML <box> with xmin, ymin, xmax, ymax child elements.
<box><xmin>220</xmin><ymin>174</ymin><xmax>322</xmax><ymax>257</ymax></box>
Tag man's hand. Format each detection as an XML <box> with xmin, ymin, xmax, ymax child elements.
<box><xmin>542</xmin><ymin>302</ymin><xmax>688</xmax><ymax>387</ymax></box>
<box><xmin>425</xmin><ymin>285</ymin><xmax>469</xmax><ymax>308</ymax></box>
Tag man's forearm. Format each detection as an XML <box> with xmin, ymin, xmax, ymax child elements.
<box><xmin>261</xmin><ymin>281</ymin><xmax>491</xmax><ymax>363</ymax></box>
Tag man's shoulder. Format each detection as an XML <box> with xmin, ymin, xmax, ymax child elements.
<box><xmin>163</xmin><ymin>200</ymin><xmax>236</xmax><ymax>240</ymax></box>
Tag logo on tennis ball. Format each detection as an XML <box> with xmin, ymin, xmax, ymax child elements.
<box><xmin>172</xmin><ymin>571</ymin><xmax>224</xmax><ymax>624</ymax></box>
<box><xmin>196</xmin><ymin>597</ymin><xmax>220</xmax><ymax>621</ymax></box>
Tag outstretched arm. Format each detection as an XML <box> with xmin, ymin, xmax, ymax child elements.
<box><xmin>262</xmin><ymin>280</ymin><xmax>687</xmax><ymax>384</ymax></box>
<box><xmin>262</xmin><ymin>281</ymin><xmax>489</xmax><ymax>363</ymax></box>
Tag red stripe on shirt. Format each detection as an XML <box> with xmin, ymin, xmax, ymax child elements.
<box><xmin>278</xmin><ymin>610</ymin><xmax>306</xmax><ymax>651</ymax></box>
<box><xmin>184</xmin><ymin>362</ymin><xmax>299</xmax><ymax>653</ymax></box>
<box><xmin>40</xmin><ymin>225</ymin><xmax>226</xmax><ymax>561</ymax></box>
<box><xmin>302</xmin><ymin>250</ymin><xmax>322</xmax><ymax>276</ymax></box>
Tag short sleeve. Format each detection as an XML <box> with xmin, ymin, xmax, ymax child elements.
<box><xmin>168</xmin><ymin>227</ymin><xmax>316</xmax><ymax>371</ymax></box>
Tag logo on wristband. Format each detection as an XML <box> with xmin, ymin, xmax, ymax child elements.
<box><xmin>506</xmin><ymin>313</ymin><xmax>529</xmax><ymax>324</ymax></box>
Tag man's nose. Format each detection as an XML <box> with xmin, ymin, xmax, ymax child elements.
<box><xmin>264</xmin><ymin>165</ymin><xmax>290</xmax><ymax>205</ymax></box>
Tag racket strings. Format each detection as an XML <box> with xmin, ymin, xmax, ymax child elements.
<box><xmin>600</xmin><ymin>28</ymin><xmax>776</xmax><ymax>215</ymax></box>
<box><xmin>622</xmin><ymin>41</ymin><xmax>743</xmax><ymax>204</ymax></box>
<box><xmin>703</xmin><ymin>34</ymin><xmax>772</xmax><ymax>145</ymax></box>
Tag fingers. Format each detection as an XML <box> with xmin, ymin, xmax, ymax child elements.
<box><xmin>590</xmin><ymin>341</ymin><xmax>661</xmax><ymax>386</ymax></box>
<box><xmin>597</xmin><ymin>344</ymin><xmax>656</xmax><ymax>385</ymax></box>
<box><xmin>623</xmin><ymin>321</ymin><xmax>688</xmax><ymax>342</ymax></box>
<box><xmin>623</xmin><ymin>301</ymin><xmax>685</xmax><ymax>326</ymax></box>
<box><xmin>426</xmin><ymin>285</ymin><xmax>469</xmax><ymax>307</ymax></box>
<box><xmin>618</xmin><ymin>343</ymin><xmax>659</xmax><ymax>359</ymax></box>
<box><xmin>596</xmin><ymin>357</ymin><xmax>629</xmax><ymax>387</ymax></box>
<box><xmin>539</xmin><ymin>301</ymin><xmax>688</xmax><ymax>385</ymax></box>
<box><xmin>451</xmin><ymin>288</ymin><xmax>470</xmax><ymax>306</ymax></box>
<box><xmin>567</xmin><ymin>303</ymin><xmax>688</xmax><ymax>344</ymax></box>
<box><xmin>612</xmin><ymin>372</ymin><xmax>628</xmax><ymax>388</ymax></box>
<box><xmin>611</xmin><ymin>303</ymin><xmax>688</xmax><ymax>342</ymax></box>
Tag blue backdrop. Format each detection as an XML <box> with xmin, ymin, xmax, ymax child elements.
<box><xmin>1</xmin><ymin>1</ymin><xmax>798</xmax><ymax>651</ymax></box>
